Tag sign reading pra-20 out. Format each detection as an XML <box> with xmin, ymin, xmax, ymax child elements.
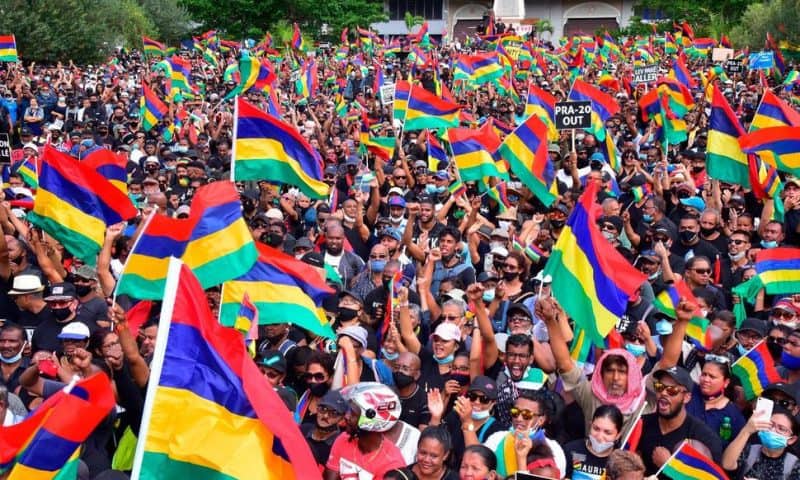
<box><xmin>555</xmin><ymin>101</ymin><xmax>592</xmax><ymax>130</ymax></box>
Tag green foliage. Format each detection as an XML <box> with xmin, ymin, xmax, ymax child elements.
<box><xmin>535</xmin><ymin>19</ymin><xmax>554</xmax><ymax>36</ymax></box>
<box><xmin>628</xmin><ymin>0</ymin><xmax>755</xmax><ymax>37</ymax></box>
<box><xmin>404</xmin><ymin>12</ymin><xmax>425</xmax><ymax>32</ymax></box>
<box><xmin>0</xmin><ymin>0</ymin><xmax>191</xmax><ymax>63</ymax></box>
<box><xmin>730</xmin><ymin>0</ymin><xmax>800</xmax><ymax>48</ymax></box>
<box><xmin>181</xmin><ymin>0</ymin><xmax>387</xmax><ymax>43</ymax></box>
<box><xmin>140</xmin><ymin>0</ymin><xmax>194</xmax><ymax>44</ymax></box>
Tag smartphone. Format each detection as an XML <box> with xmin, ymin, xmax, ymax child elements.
<box><xmin>755</xmin><ymin>397</ymin><xmax>774</xmax><ymax>422</ymax></box>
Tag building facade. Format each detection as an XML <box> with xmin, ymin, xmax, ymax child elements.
<box><xmin>371</xmin><ymin>0</ymin><xmax>636</xmax><ymax>41</ymax></box>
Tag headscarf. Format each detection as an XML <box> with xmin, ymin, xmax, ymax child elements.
<box><xmin>590</xmin><ymin>348</ymin><xmax>646</xmax><ymax>415</ymax></box>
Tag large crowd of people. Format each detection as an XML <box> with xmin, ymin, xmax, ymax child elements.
<box><xmin>1</xmin><ymin>19</ymin><xmax>800</xmax><ymax>480</ymax></box>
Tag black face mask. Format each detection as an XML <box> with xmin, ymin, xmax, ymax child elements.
<box><xmin>767</xmin><ymin>339</ymin><xmax>784</xmax><ymax>361</ymax></box>
<box><xmin>262</xmin><ymin>232</ymin><xmax>283</xmax><ymax>247</ymax></box>
<box><xmin>338</xmin><ymin>307</ymin><xmax>359</xmax><ymax>322</ymax></box>
<box><xmin>75</xmin><ymin>284</ymin><xmax>92</xmax><ymax>297</ymax></box>
<box><xmin>691</xmin><ymin>166</ymin><xmax>705</xmax><ymax>174</ymax></box>
<box><xmin>309</xmin><ymin>381</ymin><xmax>330</xmax><ymax>397</ymax></box>
<box><xmin>382</xmin><ymin>277</ymin><xmax>392</xmax><ymax>290</ymax></box>
<box><xmin>393</xmin><ymin>371</ymin><xmax>416</xmax><ymax>389</ymax></box>
<box><xmin>679</xmin><ymin>230</ymin><xmax>698</xmax><ymax>244</ymax></box>
<box><xmin>51</xmin><ymin>307</ymin><xmax>72</xmax><ymax>322</ymax></box>
<box><xmin>448</xmin><ymin>372</ymin><xmax>470</xmax><ymax>387</ymax></box>
<box><xmin>700</xmin><ymin>226</ymin><xmax>717</xmax><ymax>237</ymax></box>
<box><xmin>503</xmin><ymin>271</ymin><xmax>518</xmax><ymax>282</ymax></box>
<box><xmin>550</xmin><ymin>219</ymin><xmax>565</xmax><ymax>229</ymax></box>
<box><xmin>242</xmin><ymin>202</ymin><xmax>256</xmax><ymax>214</ymax></box>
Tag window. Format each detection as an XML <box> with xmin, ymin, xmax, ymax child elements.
<box><xmin>388</xmin><ymin>0</ymin><xmax>443</xmax><ymax>21</ymax></box>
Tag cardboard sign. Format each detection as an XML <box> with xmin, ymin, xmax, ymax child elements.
<box><xmin>380</xmin><ymin>83</ymin><xmax>395</xmax><ymax>104</ymax></box>
<box><xmin>0</xmin><ymin>134</ymin><xmax>10</xmax><ymax>164</ymax></box>
<box><xmin>555</xmin><ymin>101</ymin><xmax>592</xmax><ymax>130</ymax></box>
<box><xmin>749</xmin><ymin>51</ymin><xmax>775</xmax><ymax>70</ymax></box>
<box><xmin>632</xmin><ymin>64</ymin><xmax>658</xmax><ymax>84</ymax></box>
<box><xmin>712</xmin><ymin>47</ymin><xmax>734</xmax><ymax>62</ymax></box>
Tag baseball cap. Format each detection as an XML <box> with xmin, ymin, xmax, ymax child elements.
<box><xmin>339</xmin><ymin>325</ymin><xmax>368</xmax><ymax>349</ymax></box>
<box><xmin>45</xmin><ymin>282</ymin><xmax>77</xmax><ymax>302</ymax></box>
<box><xmin>654</xmin><ymin>366</ymin><xmax>694</xmax><ymax>392</ymax></box>
<box><xmin>432</xmin><ymin>322</ymin><xmax>461</xmax><ymax>342</ymax></box>
<box><xmin>258</xmin><ymin>350</ymin><xmax>287</xmax><ymax>373</ymax></box>
<box><xmin>57</xmin><ymin>322</ymin><xmax>90</xmax><ymax>340</ymax></box>
<box><xmin>293</xmin><ymin>237</ymin><xmax>314</xmax><ymax>251</ymax></box>
<box><xmin>71</xmin><ymin>265</ymin><xmax>98</xmax><ymax>281</ymax></box>
<box><xmin>507</xmin><ymin>303</ymin><xmax>532</xmax><ymax>319</ymax></box>
<box><xmin>680</xmin><ymin>196</ymin><xmax>706</xmax><ymax>212</ymax></box>
<box><xmin>738</xmin><ymin>317</ymin><xmax>768</xmax><ymax>337</ymax></box>
<box><xmin>468</xmin><ymin>376</ymin><xmax>499</xmax><ymax>400</ymax></box>
<box><xmin>388</xmin><ymin>196</ymin><xmax>406</xmax><ymax>208</ymax></box>
<box><xmin>265</xmin><ymin>208</ymin><xmax>284</xmax><ymax>221</ymax></box>
<box><xmin>319</xmin><ymin>390</ymin><xmax>348</xmax><ymax>414</ymax></box>
<box><xmin>380</xmin><ymin>228</ymin><xmax>402</xmax><ymax>241</ymax></box>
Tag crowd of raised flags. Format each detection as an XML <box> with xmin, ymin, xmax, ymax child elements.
<box><xmin>2</xmin><ymin>13</ymin><xmax>800</xmax><ymax>480</ymax></box>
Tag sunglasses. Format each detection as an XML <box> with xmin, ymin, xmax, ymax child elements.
<box><xmin>705</xmin><ymin>354</ymin><xmax>730</xmax><ymax>365</ymax></box>
<box><xmin>441</xmin><ymin>315</ymin><xmax>460</xmax><ymax>322</ymax></box>
<box><xmin>772</xmin><ymin>309</ymin><xmax>796</xmax><ymax>319</ymax></box>
<box><xmin>303</xmin><ymin>372</ymin><xmax>327</xmax><ymax>382</ymax></box>
<box><xmin>773</xmin><ymin>398</ymin><xmax>797</xmax><ymax>409</ymax></box>
<box><xmin>510</xmin><ymin>407</ymin><xmax>541</xmax><ymax>420</ymax></box>
<box><xmin>728</xmin><ymin>239</ymin><xmax>748</xmax><ymax>245</ymax></box>
<box><xmin>653</xmin><ymin>381</ymin><xmax>686</xmax><ymax>396</ymax></box>
<box><xmin>467</xmin><ymin>392</ymin><xmax>492</xmax><ymax>404</ymax></box>
<box><xmin>691</xmin><ymin>268</ymin><xmax>711</xmax><ymax>275</ymax></box>
<box><xmin>769</xmin><ymin>336</ymin><xmax>788</xmax><ymax>346</ymax></box>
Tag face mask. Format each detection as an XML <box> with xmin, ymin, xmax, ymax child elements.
<box><xmin>309</xmin><ymin>381</ymin><xmax>330</xmax><ymax>397</ymax></box>
<box><xmin>776</xmin><ymin>320</ymin><xmax>799</xmax><ymax>330</ymax></box>
<box><xmin>648</xmin><ymin>270</ymin><xmax>661</xmax><ymax>281</ymax></box>
<box><xmin>490</xmin><ymin>242</ymin><xmax>504</xmax><ymax>250</ymax></box>
<box><xmin>128</xmin><ymin>193</ymin><xmax>142</xmax><ymax>204</ymax></box>
<box><xmin>588</xmin><ymin>435</ymin><xmax>615</xmax><ymax>454</ymax></box>
<box><xmin>483</xmin><ymin>289</ymin><xmax>495</xmax><ymax>302</ymax></box>
<box><xmin>642</xmin><ymin>214</ymin><xmax>653</xmax><ymax>223</ymax></box>
<box><xmin>343</xmin><ymin>214</ymin><xmax>356</xmax><ymax>223</ymax></box>
<box><xmin>435</xmin><ymin>353</ymin><xmax>455</xmax><ymax>365</ymax></box>
<box><xmin>761</xmin><ymin>240</ymin><xmax>778</xmax><ymax>249</ymax></box>
<box><xmin>471</xmin><ymin>409</ymin><xmax>491</xmax><ymax>421</ymax></box>
<box><xmin>381</xmin><ymin>348</ymin><xmax>399</xmax><ymax>361</ymax></box>
<box><xmin>174</xmin><ymin>146</ymin><xmax>188</xmax><ymax>153</ymax></box>
<box><xmin>679</xmin><ymin>230</ymin><xmax>697</xmax><ymax>244</ymax></box>
<box><xmin>502</xmin><ymin>271</ymin><xmax>518</xmax><ymax>282</ymax></box>
<box><xmin>737</xmin><ymin>343</ymin><xmax>749</xmax><ymax>356</ymax></box>
<box><xmin>393</xmin><ymin>371</ymin><xmax>416</xmax><ymax>388</ymax></box>
<box><xmin>758</xmin><ymin>430</ymin><xmax>789</xmax><ymax>450</ymax></box>
<box><xmin>0</xmin><ymin>342</ymin><xmax>25</xmax><ymax>364</ymax></box>
<box><xmin>51</xmin><ymin>306</ymin><xmax>72</xmax><ymax>321</ymax></box>
<box><xmin>781</xmin><ymin>351</ymin><xmax>800</xmax><ymax>370</ymax></box>
<box><xmin>338</xmin><ymin>307</ymin><xmax>360</xmax><ymax>322</ymax></box>
<box><xmin>75</xmin><ymin>284</ymin><xmax>92</xmax><ymax>297</ymax></box>
<box><xmin>447</xmin><ymin>371</ymin><xmax>470</xmax><ymax>385</ymax></box>
<box><xmin>265</xmin><ymin>233</ymin><xmax>283</xmax><ymax>247</ymax></box>
<box><xmin>390</xmin><ymin>214</ymin><xmax>404</xmax><ymax>224</ymax></box>
<box><xmin>700</xmin><ymin>227</ymin><xmax>716</xmax><ymax>236</ymax></box>
<box><xmin>550</xmin><ymin>219</ymin><xmax>565</xmax><ymax>229</ymax></box>
<box><xmin>369</xmin><ymin>259</ymin><xmax>386</xmax><ymax>273</ymax></box>
<box><xmin>625</xmin><ymin>343</ymin><xmax>647</xmax><ymax>357</ymax></box>
<box><xmin>656</xmin><ymin>319</ymin><xmax>673</xmax><ymax>336</ymax></box>
<box><xmin>602</xmin><ymin>231</ymin><xmax>617</xmax><ymax>242</ymax></box>
<box><xmin>691</xmin><ymin>166</ymin><xmax>705</xmax><ymax>174</ymax></box>
<box><xmin>728</xmin><ymin>251</ymin><xmax>746</xmax><ymax>262</ymax></box>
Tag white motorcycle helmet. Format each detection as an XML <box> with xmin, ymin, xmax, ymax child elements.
<box><xmin>340</xmin><ymin>382</ymin><xmax>401</xmax><ymax>433</ymax></box>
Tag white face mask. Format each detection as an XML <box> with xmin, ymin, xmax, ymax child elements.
<box><xmin>588</xmin><ymin>435</ymin><xmax>615</xmax><ymax>453</ymax></box>
<box><xmin>390</xmin><ymin>214</ymin><xmax>404</xmax><ymax>223</ymax></box>
<box><xmin>343</xmin><ymin>214</ymin><xmax>356</xmax><ymax>223</ymax></box>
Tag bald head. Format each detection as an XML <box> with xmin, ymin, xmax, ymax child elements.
<box><xmin>397</xmin><ymin>351</ymin><xmax>421</xmax><ymax>374</ymax></box>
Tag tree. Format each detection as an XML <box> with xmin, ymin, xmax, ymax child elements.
<box><xmin>404</xmin><ymin>11</ymin><xmax>424</xmax><ymax>33</ymax></box>
<box><xmin>730</xmin><ymin>0</ymin><xmax>800</xmax><ymax>48</ymax></box>
<box><xmin>534</xmin><ymin>19</ymin><xmax>554</xmax><ymax>38</ymax></box>
<box><xmin>630</xmin><ymin>0</ymin><xmax>755</xmax><ymax>37</ymax></box>
<box><xmin>140</xmin><ymin>0</ymin><xmax>194</xmax><ymax>44</ymax></box>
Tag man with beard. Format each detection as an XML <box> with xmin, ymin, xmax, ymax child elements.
<box><xmin>324</xmin><ymin>382</ymin><xmax>405</xmax><ymax>480</ymax></box>
<box><xmin>0</xmin><ymin>324</ymin><xmax>29</xmax><ymax>393</ymax></box>
<box><xmin>637</xmin><ymin>366</ymin><xmax>722</xmax><ymax>475</ymax></box>
<box><xmin>302</xmin><ymin>389</ymin><xmax>347</xmax><ymax>468</ymax></box>
<box><xmin>403</xmin><ymin>197</ymin><xmax>445</xmax><ymax>263</ymax></box>
<box><xmin>31</xmin><ymin>283</ymin><xmax>97</xmax><ymax>353</ymax></box>
<box><xmin>428</xmin><ymin>227</ymin><xmax>475</xmax><ymax>297</ymax></box>
<box><xmin>323</xmin><ymin>222</ymin><xmax>364</xmax><ymax>288</ymax></box>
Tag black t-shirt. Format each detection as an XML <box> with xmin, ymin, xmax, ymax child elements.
<box><xmin>443</xmin><ymin>410</ymin><xmax>505</xmax><ymax>470</ymax></box>
<box><xmin>301</xmin><ymin>423</ymin><xmax>339</xmax><ymax>467</ymax></box>
<box><xmin>31</xmin><ymin>317</ymin><xmax>98</xmax><ymax>353</ymax></box>
<box><xmin>399</xmin><ymin>384</ymin><xmax>431</xmax><ymax>428</ymax></box>
<box><xmin>563</xmin><ymin>439</ymin><xmax>610</xmax><ymax>480</ymax></box>
<box><xmin>637</xmin><ymin>412</ymin><xmax>723</xmax><ymax>475</ymax></box>
<box><xmin>363</xmin><ymin>286</ymin><xmax>420</xmax><ymax>324</ymax></box>
<box><xmin>670</xmin><ymin>238</ymin><xmax>720</xmax><ymax>269</ymax></box>
<box><xmin>418</xmin><ymin>346</ymin><xmax>449</xmax><ymax>392</ymax></box>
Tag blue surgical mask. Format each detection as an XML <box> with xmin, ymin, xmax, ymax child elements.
<box><xmin>761</xmin><ymin>240</ymin><xmax>778</xmax><ymax>249</ymax></box>
<box><xmin>737</xmin><ymin>343</ymin><xmax>749</xmax><ymax>356</ymax></box>
<box><xmin>369</xmin><ymin>259</ymin><xmax>386</xmax><ymax>273</ymax></box>
<box><xmin>655</xmin><ymin>319</ymin><xmax>673</xmax><ymax>336</ymax></box>
<box><xmin>482</xmin><ymin>289</ymin><xmax>495</xmax><ymax>302</ymax></box>
<box><xmin>434</xmin><ymin>353</ymin><xmax>455</xmax><ymax>365</ymax></box>
<box><xmin>0</xmin><ymin>342</ymin><xmax>25</xmax><ymax>364</ymax></box>
<box><xmin>381</xmin><ymin>348</ymin><xmax>399</xmax><ymax>361</ymax></box>
<box><xmin>174</xmin><ymin>145</ymin><xmax>188</xmax><ymax>153</ymax></box>
<box><xmin>642</xmin><ymin>214</ymin><xmax>653</xmax><ymax>223</ymax></box>
<box><xmin>758</xmin><ymin>430</ymin><xmax>789</xmax><ymax>450</ymax></box>
<box><xmin>625</xmin><ymin>343</ymin><xmax>647</xmax><ymax>357</ymax></box>
<box><xmin>471</xmin><ymin>409</ymin><xmax>491</xmax><ymax>421</ymax></box>
<box><xmin>781</xmin><ymin>351</ymin><xmax>800</xmax><ymax>370</ymax></box>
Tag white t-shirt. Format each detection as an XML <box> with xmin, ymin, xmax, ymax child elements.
<box><xmin>394</xmin><ymin>421</ymin><xmax>420</xmax><ymax>465</ymax></box>
<box><xmin>484</xmin><ymin>430</ymin><xmax>567</xmax><ymax>478</ymax></box>
<box><xmin>325</xmin><ymin>250</ymin><xmax>344</xmax><ymax>270</ymax></box>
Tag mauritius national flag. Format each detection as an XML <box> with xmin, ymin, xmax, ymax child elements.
<box><xmin>404</xmin><ymin>83</ymin><xmax>461</xmax><ymax>131</ymax></box>
<box><xmin>568</xmin><ymin>78</ymin><xmax>620</xmax><ymax>122</ymax></box>
<box><xmin>660</xmin><ymin>441</ymin><xmax>729</xmax><ymax>480</ymax></box>
<box><xmin>731</xmin><ymin>340</ymin><xmax>783</xmax><ymax>400</ymax></box>
<box><xmin>28</xmin><ymin>145</ymin><xmax>137</xmax><ymax>265</ymax></box>
<box><xmin>140</xmin><ymin>83</ymin><xmax>168</xmax><ymax>132</ymax></box>
<box><xmin>496</xmin><ymin>112</ymin><xmax>556</xmax><ymax>206</ymax></box>
<box><xmin>653</xmin><ymin>279</ymin><xmax>713</xmax><ymax>350</ymax></box>
<box><xmin>739</xmin><ymin>125</ymin><xmax>800</xmax><ymax>177</ymax></box>
<box><xmin>754</xmin><ymin>246</ymin><xmax>800</xmax><ymax>295</ymax></box>
<box><xmin>233</xmin><ymin>97</ymin><xmax>329</xmax><ymax>199</ymax></box>
<box><xmin>142</xmin><ymin>36</ymin><xmax>165</xmax><ymax>57</ymax></box>
<box><xmin>707</xmin><ymin>85</ymin><xmax>749</xmax><ymax>186</ymax></box>
<box><xmin>543</xmin><ymin>180</ymin><xmax>647</xmax><ymax>346</ymax></box>
<box><xmin>448</xmin><ymin>126</ymin><xmax>503</xmax><ymax>183</ymax></box>
<box><xmin>751</xmin><ymin>89</ymin><xmax>800</xmax><ymax>130</ymax></box>
<box><xmin>225</xmin><ymin>52</ymin><xmax>276</xmax><ymax>99</ymax></box>
<box><xmin>454</xmin><ymin>52</ymin><xmax>504</xmax><ymax>85</ymax></box>
<box><xmin>0</xmin><ymin>35</ymin><xmax>18</xmax><ymax>62</ymax></box>
<box><xmin>393</xmin><ymin>79</ymin><xmax>412</xmax><ymax>121</ymax></box>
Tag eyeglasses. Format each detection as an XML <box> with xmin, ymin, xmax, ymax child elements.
<box><xmin>317</xmin><ymin>406</ymin><xmax>341</xmax><ymax>417</ymax></box>
<box><xmin>653</xmin><ymin>381</ymin><xmax>686</xmax><ymax>396</ymax></box>
<box><xmin>369</xmin><ymin>254</ymin><xmax>388</xmax><ymax>259</ymax></box>
<box><xmin>705</xmin><ymin>354</ymin><xmax>730</xmax><ymax>365</ymax></box>
<box><xmin>600</xmin><ymin>224</ymin><xmax>618</xmax><ymax>232</ymax></box>
<box><xmin>728</xmin><ymin>239</ymin><xmax>748</xmax><ymax>245</ymax></box>
<box><xmin>395</xmin><ymin>175</ymin><xmax>407</xmax><ymax>179</ymax></box>
<box><xmin>772</xmin><ymin>309</ymin><xmax>796</xmax><ymax>319</ymax></box>
<box><xmin>467</xmin><ymin>392</ymin><xmax>492</xmax><ymax>404</ymax></box>
<box><xmin>303</xmin><ymin>372</ymin><xmax>327</xmax><ymax>382</ymax></box>
<box><xmin>508</xmin><ymin>315</ymin><xmax>531</xmax><ymax>324</ymax></box>
<box><xmin>691</xmin><ymin>268</ymin><xmax>711</xmax><ymax>275</ymax></box>
<box><xmin>441</xmin><ymin>315</ymin><xmax>461</xmax><ymax>322</ymax></box>
<box><xmin>772</xmin><ymin>398</ymin><xmax>798</xmax><ymax>409</ymax></box>
<box><xmin>324</xmin><ymin>174</ymin><xmax>336</xmax><ymax>180</ymax></box>
<box><xmin>653</xmin><ymin>236</ymin><xmax>670</xmax><ymax>243</ymax></box>
<box><xmin>770</xmin><ymin>422</ymin><xmax>794</xmax><ymax>437</ymax></box>
<box><xmin>510</xmin><ymin>407</ymin><xmax>541</xmax><ymax>420</ymax></box>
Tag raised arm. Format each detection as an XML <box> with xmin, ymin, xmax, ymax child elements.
<box><xmin>536</xmin><ymin>296</ymin><xmax>574</xmax><ymax>373</ymax></box>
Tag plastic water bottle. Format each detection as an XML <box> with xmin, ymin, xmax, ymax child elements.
<box><xmin>719</xmin><ymin>416</ymin><xmax>732</xmax><ymax>441</ymax></box>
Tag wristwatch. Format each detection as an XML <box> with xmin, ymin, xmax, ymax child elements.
<box><xmin>463</xmin><ymin>422</ymin><xmax>475</xmax><ymax>432</ymax></box>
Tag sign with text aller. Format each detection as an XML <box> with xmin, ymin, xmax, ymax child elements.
<box><xmin>555</xmin><ymin>101</ymin><xmax>592</xmax><ymax>130</ymax></box>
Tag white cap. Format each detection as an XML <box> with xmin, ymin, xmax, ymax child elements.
<box><xmin>58</xmin><ymin>322</ymin><xmax>90</xmax><ymax>340</ymax></box>
<box><xmin>265</xmin><ymin>208</ymin><xmax>284</xmax><ymax>221</ymax></box>
<box><xmin>22</xmin><ymin>142</ymin><xmax>37</xmax><ymax>151</ymax></box>
<box><xmin>490</xmin><ymin>246</ymin><xmax>509</xmax><ymax>257</ymax></box>
<box><xmin>432</xmin><ymin>322</ymin><xmax>461</xmax><ymax>342</ymax></box>
<box><xmin>388</xmin><ymin>187</ymin><xmax>404</xmax><ymax>196</ymax></box>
